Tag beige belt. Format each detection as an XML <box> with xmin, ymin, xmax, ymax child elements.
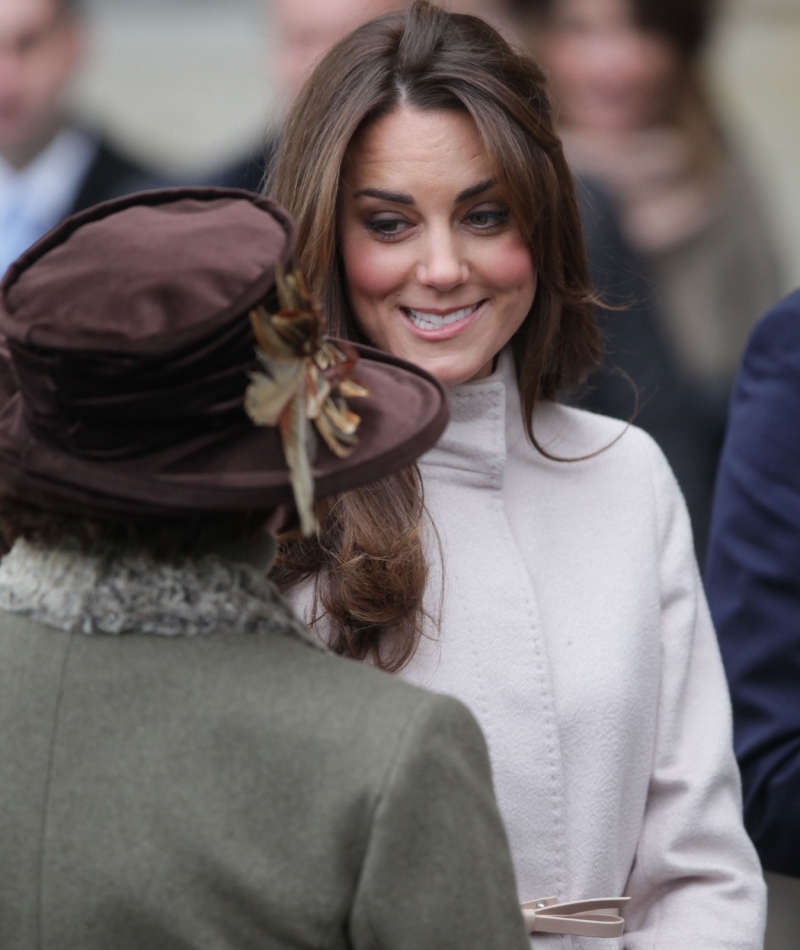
<box><xmin>521</xmin><ymin>896</ymin><xmax>631</xmax><ymax>938</ymax></box>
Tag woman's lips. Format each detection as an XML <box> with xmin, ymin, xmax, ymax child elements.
<box><xmin>401</xmin><ymin>300</ymin><xmax>486</xmax><ymax>340</ymax></box>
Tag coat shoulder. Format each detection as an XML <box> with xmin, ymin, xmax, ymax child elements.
<box><xmin>525</xmin><ymin>402</ymin><xmax>690</xmax><ymax>556</ymax></box>
<box><xmin>283</xmin><ymin>634</ymin><xmax>488</xmax><ymax>753</ymax></box>
<box><xmin>536</xmin><ymin>401</ymin><xmax>673</xmax><ymax>485</ymax></box>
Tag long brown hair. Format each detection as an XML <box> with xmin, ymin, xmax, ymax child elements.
<box><xmin>270</xmin><ymin>0</ymin><xmax>601</xmax><ymax>670</ymax></box>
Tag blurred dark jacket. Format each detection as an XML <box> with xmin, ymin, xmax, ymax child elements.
<box><xmin>705</xmin><ymin>288</ymin><xmax>800</xmax><ymax>877</ymax></box>
<box><xmin>69</xmin><ymin>136</ymin><xmax>166</xmax><ymax>214</ymax></box>
<box><xmin>206</xmin><ymin>135</ymin><xmax>278</xmax><ymax>194</ymax></box>
<box><xmin>572</xmin><ymin>178</ymin><xmax>716</xmax><ymax>560</ymax></box>
<box><xmin>0</xmin><ymin>130</ymin><xmax>165</xmax><ymax>277</ymax></box>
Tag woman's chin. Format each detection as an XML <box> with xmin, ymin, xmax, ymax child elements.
<box><xmin>408</xmin><ymin>353</ymin><xmax>496</xmax><ymax>388</ymax></box>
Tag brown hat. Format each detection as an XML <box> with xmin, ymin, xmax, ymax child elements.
<box><xmin>0</xmin><ymin>188</ymin><xmax>448</xmax><ymax>524</ymax></box>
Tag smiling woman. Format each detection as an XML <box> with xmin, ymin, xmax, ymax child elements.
<box><xmin>270</xmin><ymin>4</ymin><xmax>765</xmax><ymax>947</ymax></box>
<box><xmin>340</xmin><ymin>108</ymin><xmax>537</xmax><ymax>385</ymax></box>
<box><xmin>272</xmin><ymin>2</ymin><xmax>600</xmax><ymax>414</ymax></box>
<box><xmin>271</xmin><ymin>0</ymin><xmax>600</xmax><ymax>673</ymax></box>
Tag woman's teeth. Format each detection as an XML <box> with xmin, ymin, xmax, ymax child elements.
<box><xmin>405</xmin><ymin>303</ymin><xmax>480</xmax><ymax>330</ymax></box>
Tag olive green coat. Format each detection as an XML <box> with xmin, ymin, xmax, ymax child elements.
<box><xmin>0</xmin><ymin>612</ymin><xmax>529</xmax><ymax>950</ymax></box>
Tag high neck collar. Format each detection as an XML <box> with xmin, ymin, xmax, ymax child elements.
<box><xmin>420</xmin><ymin>348</ymin><xmax>518</xmax><ymax>482</ymax></box>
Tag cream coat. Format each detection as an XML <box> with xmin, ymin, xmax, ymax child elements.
<box><xmin>292</xmin><ymin>351</ymin><xmax>766</xmax><ymax>949</ymax></box>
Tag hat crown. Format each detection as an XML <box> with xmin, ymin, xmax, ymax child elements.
<box><xmin>0</xmin><ymin>190</ymin><xmax>295</xmax><ymax>460</ymax></box>
<box><xmin>1</xmin><ymin>191</ymin><xmax>293</xmax><ymax>355</ymax></box>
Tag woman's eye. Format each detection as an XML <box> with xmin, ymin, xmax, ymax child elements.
<box><xmin>365</xmin><ymin>217</ymin><xmax>410</xmax><ymax>239</ymax></box>
<box><xmin>467</xmin><ymin>205</ymin><xmax>510</xmax><ymax>228</ymax></box>
<box><xmin>466</xmin><ymin>208</ymin><xmax>510</xmax><ymax>231</ymax></box>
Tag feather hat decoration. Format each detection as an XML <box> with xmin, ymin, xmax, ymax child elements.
<box><xmin>244</xmin><ymin>263</ymin><xmax>368</xmax><ymax>535</ymax></box>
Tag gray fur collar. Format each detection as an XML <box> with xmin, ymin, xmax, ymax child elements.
<box><xmin>0</xmin><ymin>537</ymin><xmax>316</xmax><ymax>643</ymax></box>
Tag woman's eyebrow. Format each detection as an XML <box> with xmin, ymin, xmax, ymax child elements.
<box><xmin>352</xmin><ymin>179</ymin><xmax>496</xmax><ymax>205</ymax></box>
<box><xmin>353</xmin><ymin>188</ymin><xmax>414</xmax><ymax>205</ymax></box>
<box><xmin>455</xmin><ymin>179</ymin><xmax>495</xmax><ymax>202</ymax></box>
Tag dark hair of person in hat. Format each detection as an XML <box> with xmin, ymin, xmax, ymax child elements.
<box><xmin>0</xmin><ymin>187</ymin><xmax>539</xmax><ymax>950</ymax></box>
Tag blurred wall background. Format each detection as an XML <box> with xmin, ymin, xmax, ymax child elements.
<box><xmin>708</xmin><ymin>0</ymin><xmax>800</xmax><ymax>289</ymax></box>
<box><xmin>72</xmin><ymin>0</ymin><xmax>800</xmax><ymax>287</ymax></box>
<box><xmin>71</xmin><ymin>0</ymin><xmax>278</xmax><ymax>180</ymax></box>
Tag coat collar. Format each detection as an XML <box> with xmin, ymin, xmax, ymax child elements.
<box><xmin>419</xmin><ymin>348</ymin><xmax>517</xmax><ymax>486</ymax></box>
<box><xmin>0</xmin><ymin>536</ymin><xmax>316</xmax><ymax>644</ymax></box>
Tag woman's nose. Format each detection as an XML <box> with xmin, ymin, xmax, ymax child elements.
<box><xmin>415</xmin><ymin>232</ymin><xmax>468</xmax><ymax>291</ymax></box>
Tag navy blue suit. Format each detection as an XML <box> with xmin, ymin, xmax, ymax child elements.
<box><xmin>705</xmin><ymin>288</ymin><xmax>800</xmax><ymax>876</ymax></box>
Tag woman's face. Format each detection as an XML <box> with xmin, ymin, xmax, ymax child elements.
<box><xmin>339</xmin><ymin>106</ymin><xmax>537</xmax><ymax>387</ymax></box>
<box><xmin>540</xmin><ymin>0</ymin><xmax>681</xmax><ymax>132</ymax></box>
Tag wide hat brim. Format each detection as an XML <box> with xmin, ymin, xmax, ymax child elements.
<box><xmin>0</xmin><ymin>340</ymin><xmax>448</xmax><ymax>520</ymax></box>
<box><xmin>0</xmin><ymin>187</ymin><xmax>449</xmax><ymax>520</ymax></box>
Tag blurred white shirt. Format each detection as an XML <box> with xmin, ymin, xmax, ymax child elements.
<box><xmin>0</xmin><ymin>127</ymin><xmax>96</xmax><ymax>276</ymax></box>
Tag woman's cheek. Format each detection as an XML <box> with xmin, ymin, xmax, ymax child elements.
<box><xmin>487</xmin><ymin>233</ymin><xmax>537</xmax><ymax>293</ymax></box>
<box><xmin>343</xmin><ymin>236</ymin><xmax>410</xmax><ymax>302</ymax></box>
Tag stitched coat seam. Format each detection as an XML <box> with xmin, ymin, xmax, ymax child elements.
<box><xmin>35</xmin><ymin>630</ymin><xmax>75</xmax><ymax>950</ymax></box>
<box><xmin>348</xmin><ymin>695</ymin><xmax>440</xmax><ymax>947</ymax></box>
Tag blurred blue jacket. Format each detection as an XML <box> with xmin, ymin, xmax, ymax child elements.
<box><xmin>705</xmin><ymin>287</ymin><xmax>800</xmax><ymax>877</ymax></box>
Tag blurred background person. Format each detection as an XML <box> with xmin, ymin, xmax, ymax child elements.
<box><xmin>514</xmin><ymin>0</ymin><xmax>784</xmax><ymax>555</ymax></box>
<box><xmin>212</xmin><ymin>0</ymin><xmax>512</xmax><ymax>191</ymax></box>
<box><xmin>212</xmin><ymin>0</ymin><xmax>412</xmax><ymax>190</ymax></box>
<box><xmin>705</xmin><ymin>287</ymin><xmax>800</xmax><ymax>935</ymax></box>
<box><xmin>0</xmin><ymin>0</ymin><xmax>162</xmax><ymax>274</ymax></box>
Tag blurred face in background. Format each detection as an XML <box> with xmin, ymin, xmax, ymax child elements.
<box><xmin>0</xmin><ymin>0</ymin><xmax>83</xmax><ymax>165</ymax></box>
<box><xmin>271</xmin><ymin>0</ymin><xmax>512</xmax><ymax>105</ymax></box>
<box><xmin>539</xmin><ymin>0</ymin><xmax>681</xmax><ymax>131</ymax></box>
<box><xmin>272</xmin><ymin>0</ymin><xmax>401</xmax><ymax>103</ymax></box>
